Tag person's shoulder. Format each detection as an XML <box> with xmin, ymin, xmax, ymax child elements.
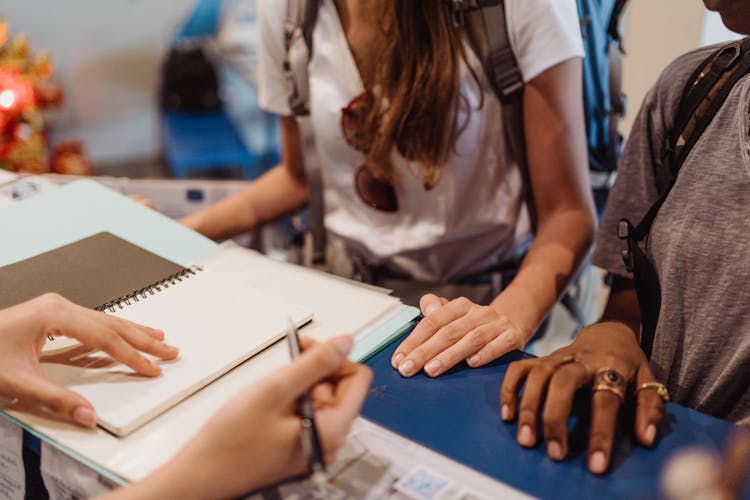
<box><xmin>505</xmin><ymin>0</ymin><xmax>577</xmax><ymax>24</ymax></box>
<box><xmin>507</xmin><ymin>0</ymin><xmax>576</xmax><ymax>13</ymax></box>
<box><xmin>667</xmin><ymin>44</ymin><xmax>723</xmax><ymax>70</ymax></box>
<box><xmin>504</xmin><ymin>0</ymin><xmax>582</xmax><ymax>81</ymax></box>
<box><xmin>649</xmin><ymin>45</ymin><xmax>724</xmax><ymax>110</ymax></box>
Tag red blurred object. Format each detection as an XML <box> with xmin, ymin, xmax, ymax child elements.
<box><xmin>50</xmin><ymin>140</ymin><xmax>93</xmax><ymax>176</ymax></box>
<box><xmin>0</xmin><ymin>67</ymin><xmax>35</xmax><ymax>118</ymax></box>
<box><xmin>0</xmin><ymin>19</ymin><xmax>83</xmax><ymax>174</ymax></box>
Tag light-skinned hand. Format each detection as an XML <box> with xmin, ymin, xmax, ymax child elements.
<box><xmin>500</xmin><ymin>321</ymin><xmax>666</xmax><ymax>474</ymax></box>
<box><xmin>391</xmin><ymin>293</ymin><xmax>529</xmax><ymax>377</ymax></box>
<box><xmin>104</xmin><ymin>336</ymin><xmax>372</xmax><ymax>500</ymax></box>
<box><xmin>0</xmin><ymin>293</ymin><xmax>179</xmax><ymax>427</ymax></box>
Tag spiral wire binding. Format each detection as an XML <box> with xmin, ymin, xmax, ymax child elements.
<box><xmin>95</xmin><ymin>266</ymin><xmax>203</xmax><ymax>313</ymax></box>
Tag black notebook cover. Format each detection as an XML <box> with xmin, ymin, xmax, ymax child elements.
<box><xmin>0</xmin><ymin>232</ymin><xmax>185</xmax><ymax>310</ymax></box>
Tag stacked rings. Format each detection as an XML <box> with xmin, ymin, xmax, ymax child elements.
<box><xmin>592</xmin><ymin>368</ymin><xmax>627</xmax><ymax>403</ymax></box>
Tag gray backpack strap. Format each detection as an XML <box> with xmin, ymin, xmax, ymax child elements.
<box><xmin>304</xmin><ymin>126</ymin><xmax>327</xmax><ymax>266</ymax></box>
<box><xmin>456</xmin><ymin>0</ymin><xmax>524</xmax><ymax>102</ymax></box>
<box><xmin>283</xmin><ymin>0</ymin><xmax>326</xmax><ymax>265</ymax></box>
<box><xmin>283</xmin><ymin>0</ymin><xmax>320</xmax><ymax>116</ymax></box>
<box><xmin>460</xmin><ymin>0</ymin><xmax>533</xmax><ymax>229</ymax></box>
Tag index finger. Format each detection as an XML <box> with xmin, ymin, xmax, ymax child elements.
<box><xmin>67</xmin><ymin>307</ymin><xmax>179</xmax><ymax>375</ymax></box>
<box><xmin>268</xmin><ymin>336</ymin><xmax>354</xmax><ymax>404</ymax></box>
<box><xmin>66</xmin><ymin>313</ymin><xmax>163</xmax><ymax>377</ymax></box>
<box><xmin>327</xmin><ymin>362</ymin><xmax>374</xmax><ymax>424</ymax></box>
<box><xmin>316</xmin><ymin>362</ymin><xmax>373</xmax><ymax>461</ymax></box>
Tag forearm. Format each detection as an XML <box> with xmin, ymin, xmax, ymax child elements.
<box><xmin>492</xmin><ymin>57</ymin><xmax>596</xmax><ymax>337</ymax></box>
<box><xmin>600</xmin><ymin>275</ymin><xmax>641</xmax><ymax>334</ymax></box>
<box><xmin>182</xmin><ymin>165</ymin><xmax>309</xmax><ymax>241</ymax></box>
<box><xmin>490</xmin><ymin>205</ymin><xmax>595</xmax><ymax>334</ymax></box>
<box><xmin>99</xmin><ymin>465</ymin><xmax>202</xmax><ymax>500</ymax></box>
<box><xmin>98</xmin><ymin>451</ymin><xmax>255</xmax><ymax>500</ymax></box>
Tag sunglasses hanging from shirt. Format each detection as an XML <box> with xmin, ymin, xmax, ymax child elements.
<box><xmin>341</xmin><ymin>91</ymin><xmax>399</xmax><ymax>213</ymax></box>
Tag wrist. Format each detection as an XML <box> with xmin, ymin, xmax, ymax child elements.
<box><xmin>489</xmin><ymin>283</ymin><xmax>546</xmax><ymax>340</ymax></box>
<box><xmin>596</xmin><ymin>320</ymin><xmax>639</xmax><ymax>337</ymax></box>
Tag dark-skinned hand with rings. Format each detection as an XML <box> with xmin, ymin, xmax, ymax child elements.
<box><xmin>500</xmin><ymin>276</ymin><xmax>669</xmax><ymax>474</ymax></box>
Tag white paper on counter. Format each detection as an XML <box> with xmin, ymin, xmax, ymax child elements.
<box><xmin>41</xmin><ymin>442</ymin><xmax>116</xmax><ymax>500</ymax></box>
<box><xmin>0</xmin><ymin>418</ymin><xmax>24</xmax><ymax>500</ymax></box>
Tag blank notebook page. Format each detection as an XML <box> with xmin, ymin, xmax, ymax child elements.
<box><xmin>40</xmin><ymin>269</ymin><xmax>313</xmax><ymax>437</ymax></box>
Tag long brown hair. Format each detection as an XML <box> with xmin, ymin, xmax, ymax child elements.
<box><xmin>359</xmin><ymin>1</ymin><xmax>478</xmax><ymax>189</ymax></box>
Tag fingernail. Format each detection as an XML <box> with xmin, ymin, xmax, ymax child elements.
<box><xmin>589</xmin><ymin>451</ymin><xmax>607</xmax><ymax>474</ymax></box>
<box><xmin>501</xmin><ymin>404</ymin><xmax>511</xmax><ymax>421</ymax></box>
<box><xmin>547</xmin><ymin>440</ymin><xmax>563</xmax><ymax>461</ymax></box>
<box><xmin>73</xmin><ymin>406</ymin><xmax>96</xmax><ymax>428</ymax></box>
<box><xmin>150</xmin><ymin>360</ymin><xmax>162</xmax><ymax>373</ymax></box>
<box><xmin>644</xmin><ymin>424</ymin><xmax>656</xmax><ymax>445</ymax></box>
<box><xmin>424</xmin><ymin>359</ymin><xmax>442</xmax><ymax>377</ymax></box>
<box><xmin>518</xmin><ymin>425</ymin><xmax>534</xmax><ymax>447</ymax></box>
<box><xmin>391</xmin><ymin>352</ymin><xmax>405</xmax><ymax>368</ymax></box>
<box><xmin>467</xmin><ymin>354</ymin><xmax>481</xmax><ymax>367</ymax></box>
<box><xmin>424</xmin><ymin>303</ymin><xmax>439</xmax><ymax>316</ymax></box>
<box><xmin>333</xmin><ymin>336</ymin><xmax>353</xmax><ymax>356</ymax></box>
<box><xmin>167</xmin><ymin>344</ymin><xmax>180</xmax><ymax>355</ymax></box>
<box><xmin>398</xmin><ymin>359</ymin><xmax>415</xmax><ymax>377</ymax></box>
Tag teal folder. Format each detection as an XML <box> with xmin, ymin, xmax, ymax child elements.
<box><xmin>0</xmin><ymin>179</ymin><xmax>216</xmax><ymax>267</ymax></box>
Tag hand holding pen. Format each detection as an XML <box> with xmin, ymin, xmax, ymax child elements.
<box><xmin>125</xmin><ymin>332</ymin><xmax>373</xmax><ymax>500</ymax></box>
<box><xmin>286</xmin><ymin>319</ymin><xmax>328</xmax><ymax>491</ymax></box>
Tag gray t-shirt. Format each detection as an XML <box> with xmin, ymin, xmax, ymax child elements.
<box><xmin>593</xmin><ymin>45</ymin><xmax>750</xmax><ymax>426</ymax></box>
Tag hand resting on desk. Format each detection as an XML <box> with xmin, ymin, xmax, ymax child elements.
<box><xmin>500</xmin><ymin>321</ymin><xmax>666</xmax><ymax>475</ymax></box>
<box><xmin>391</xmin><ymin>293</ymin><xmax>528</xmax><ymax>378</ymax></box>
<box><xmin>103</xmin><ymin>336</ymin><xmax>372</xmax><ymax>500</ymax></box>
<box><xmin>0</xmin><ymin>293</ymin><xmax>179</xmax><ymax>427</ymax></box>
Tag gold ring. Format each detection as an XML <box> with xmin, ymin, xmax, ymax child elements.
<box><xmin>592</xmin><ymin>385</ymin><xmax>625</xmax><ymax>404</ymax></box>
<box><xmin>636</xmin><ymin>381</ymin><xmax>670</xmax><ymax>402</ymax></box>
<box><xmin>592</xmin><ymin>368</ymin><xmax>627</xmax><ymax>404</ymax></box>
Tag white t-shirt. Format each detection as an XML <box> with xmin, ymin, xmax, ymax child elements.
<box><xmin>257</xmin><ymin>0</ymin><xmax>583</xmax><ymax>281</ymax></box>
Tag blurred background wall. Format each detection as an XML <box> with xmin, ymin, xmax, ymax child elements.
<box><xmin>620</xmin><ymin>1</ymin><xmax>742</xmax><ymax>134</ymax></box>
<box><xmin>1</xmin><ymin>0</ymin><xmax>195</xmax><ymax>167</ymax></box>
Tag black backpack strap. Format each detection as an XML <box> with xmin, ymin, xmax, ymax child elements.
<box><xmin>606</xmin><ymin>0</ymin><xmax>628</xmax><ymax>183</ymax></box>
<box><xmin>607</xmin><ymin>0</ymin><xmax>628</xmax><ymax>48</ymax></box>
<box><xmin>619</xmin><ymin>37</ymin><xmax>750</xmax><ymax>359</ymax></box>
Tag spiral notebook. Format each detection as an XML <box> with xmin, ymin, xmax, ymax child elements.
<box><xmin>0</xmin><ymin>232</ymin><xmax>313</xmax><ymax>437</ymax></box>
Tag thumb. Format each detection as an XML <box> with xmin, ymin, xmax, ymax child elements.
<box><xmin>271</xmin><ymin>336</ymin><xmax>353</xmax><ymax>404</ymax></box>
<box><xmin>419</xmin><ymin>293</ymin><xmax>445</xmax><ymax>317</ymax></box>
<box><xmin>20</xmin><ymin>373</ymin><xmax>97</xmax><ymax>428</ymax></box>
